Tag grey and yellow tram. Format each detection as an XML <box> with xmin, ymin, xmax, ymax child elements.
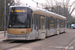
<box><xmin>7</xmin><ymin>6</ymin><xmax>67</xmax><ymax>40</ymax></box>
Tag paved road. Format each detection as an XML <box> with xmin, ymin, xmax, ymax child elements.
<box><xmin>0</xmin><ymin>29</ymin><xmax>75</xmax><ymax>50</ymax></box>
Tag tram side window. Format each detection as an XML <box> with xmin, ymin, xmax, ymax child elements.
<box><xmin>48</xmin><ymin>17</ymin><xmax>50</xmax><ymax>29</ymax></box>
<box><xmin>54</xmin><ymin>18</ymin><xmax>56</xmax><ymax>28</ymax></box>
<box><xmin>65</xmin><ymin>20</ymin><xmax>67</xmax><ymax>27</ymax></box>
<box><xmin>50</xmin><ymin>17</ymin><xmax>54</xmax><ymax>29</ymax></box>
<box><xmin>41</xmin><ymin>15</ymin><xmax>45</xmax><ymax>29</ymax></box>
<box><xmin>33</xmin><ymin>14</ymin><xmax>39</xmax><ymax>30</ymax></box>
<box><xmin>36</xmin><ymin>14</ymin><xmax>40</xmax><ymax>30</ymax></box>
<box><xmin>62</xmin><ymin>20</ymin><xmax>64</xmax><ymax>28</ymax></box>
<box><xmin>46</xmin><ymin>16</ymin><xmax>48</xmax><ymax>29</ymax></box>
<box><xmin>33</xmin><ymin>14</ymin><xmax>36</xmax><ymax>30</ymax></box>
<box><xmin>60</xmin><ymin>19</ymin><xmax>62</xmax><ymax>28</ymax></box>
<box><xmin>38</xmin><ymin>15</ymin><xmax>40</xmax><ymax>29</ymax></box>
<box><xmin>32</xmin><ymin>14</ymin><xmax>34</xmax><ymax>29</ymax></box>
<box><xmin>27</xmin><ymin>8</ymin><xmax>33</xmax><ymax>13</ymax></box>
<box><xmin>27</xmin><ymin>13</ymin><xmax>31</xmax><ymax>28</ymax></box>
<box><xmin>57</xmin><ymin>19</ymin><xmax>60</xmax><ymax>28</ymax></box>
<box><xmin>63</xmin><ymin>20</ymin><xmax>65</xmax><ymax>28</ymax></box>
<box><xmin>55</xmin><ymin>18</ymin><xmax>57</xmax><ymax>28</ymax></box>
<box><xmin>45</xmin><ymin>16</ymin><xmax>47</xmax><ymax>29</ymax></box>
<box><xmin>59</xmin><ymin>19</ymin><xmax>61</xmax><ymax>28</ymax></box>
<box><xmin>61</xmin><ymin>20</ymin><xmax>64</xmax><ymax>28</ymax></box>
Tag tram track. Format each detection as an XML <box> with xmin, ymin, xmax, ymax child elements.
<box><xmin>0</xmin><ymin>40</ymin><xmax>26</xmax><ymax>50</ymax></box>
<box><xmin>0</xmin><ymin>39</ymin><xmax>41</xmax><ymax>50</ymax></box>
<box><xmin>64</xmin><ymin>39</ymin><xmax>75</xmax><ymax>50</ymax></box>
<box><xmin>37</xmin><ymin>32</ymin><xmax>73</xmax><ymax>50</ymax></box>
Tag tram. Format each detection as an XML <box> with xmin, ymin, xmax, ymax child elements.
<box><xmin>7</xmin><ymin>6</ymin><xmax>67</xmax><ymax>40</ymax></box>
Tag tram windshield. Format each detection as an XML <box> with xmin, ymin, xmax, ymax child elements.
<box><xmin>8</xmin><ymin>7</ymin><xmax>32</xmax><ymax>28</ymax></box>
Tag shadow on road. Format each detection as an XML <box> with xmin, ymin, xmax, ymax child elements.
<box><xmin>46</xmin><ymin>32</ymin><xmax>65</xmax><ymax>38</ymax></box>
<box><xmin>10</xmin><ymin>39</ymin><xmax>41</xmax><ymax>43</ymax></box>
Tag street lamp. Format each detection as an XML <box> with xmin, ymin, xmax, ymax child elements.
<box><xmin>4</xmin><ymin>0</ymin><xmax>6</xmax><ymax>37</ymax></box>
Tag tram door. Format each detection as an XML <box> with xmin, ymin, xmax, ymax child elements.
<box><xmin>34</xmin><ymin>14</ymin><xmax>39</xmax><ymax>38</ymax></box>
<box><xmin>41</xmin><ymin>16</ymin><xmax>45</xmax><ymax>31</ymax></box>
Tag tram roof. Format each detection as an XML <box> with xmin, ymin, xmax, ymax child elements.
<box><xmin>10</xmin><ymin>6</ymin><xmax>66</xmax><ymax>19</ymax></box>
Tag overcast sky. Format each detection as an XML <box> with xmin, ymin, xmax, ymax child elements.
<box><xmin>20</xmin><ymin>0</ymin><xmax>75</xmax><ymax>6</ymax></box>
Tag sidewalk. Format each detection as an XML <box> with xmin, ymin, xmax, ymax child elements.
<box><xmin>0</xmin><ymin>31</ymin><xmax>4</xmax><ymax>34</ymax></box>
<box><xmin>0</xmin><ymin>31</ymin><xmax>7</xmax><ymax>42</ymax></box>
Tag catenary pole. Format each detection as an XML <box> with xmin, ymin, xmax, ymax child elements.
<box><xmin>4</xmin><ymin>0</ymin><xmax>6</xmax><ymax>37</ymax></box>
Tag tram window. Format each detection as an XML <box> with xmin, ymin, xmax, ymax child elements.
<box><xmin>8</xmin><ymin>13</ymin><xmax>32</xmax><ymax>28</ymax></box>
<box><xmin>38</xmin><ymin>15</ymin><xmax>40</xmax><ymax>29</ymax></box>
<box><xmin>53</xmin><ymin>17</ymin><xmax>54</xmax><ymax>28</ymax></box>
<box><xmin>65</xmin><ymin>20</ymin><xmax>66</xmax><ymax>27</ymax></box>
<box><xmin>65</xmin><ymin>20</ymin><xmax>67</xmax><ymax>27</ymax></box>
<box><xmin>59</xmin><ymin>19</ymin><xmax>61</xmax><ymax>28</ymax></box>
<box><xmin>57</xmin><ymin>19</ymin><xmax>59</xmax><ymax>28</ymax></box>
<box><xmin>64</xmin><ymin>20</ymin><xmax>65</xmax><ymax>27</ymax></box>
<box><xmin>41</xmin><ymin>16</ymin><xmax>45</xmax><ymax>29</ymax></box>
<box><xmin>60</xmin><ymin>19</ymin><xmax>64</xmax><ymax>28</ymax></box>
<box><xmin>33</xmin><ymin>14</ymin><xmax>40</xmax><ymax>30</ymax></box>
<box><xmin>62</xmin><ymin>20</ymin><xmax>64</xmax><ymax>28</ymax></box>
<box><xmin>27</xmin><ymin>8</ymin><xmax>33</xmax><ymax>13</ymax></box>
<box><xmin>53</xmin><ymin>18</ymin><xmax>55</xmax><ymax>28</ymax></box>
<box><xmin>47</xmin><ymin>17</ymin><xmax>48</xmax><ymax>29</ymax></box>
<box><xmin>27</xmin><ymin>13</ymin><xmax>31</xmax><ymax>27</ymax></box>
<box><xmin>62</xmin><ymin>20</ymin><xmax>63</xmax><ymax>28</ymax></box>
<box><xmin>8</xmin><ymin>7</ymin><xmax>32</xmax><ymax>28</ymax></box>
<box><xmin>54</xmin><ymin>18</ymin><xmax>56</xmax><ymax>28</ymax></box>
<box><xmin>55</xmin><ymin>18</ymin><xmax>57</xmax><ymax>28</ymax></box>
<box><xmin>60</xmin><ymin>19</ymin><xmax>62</xmax><ymax>28</ymax></box>
<box><xmin>63</xmin><ymin>20</ymin><xmax>65</xmax><ymax>27</ymax></box>
<box><xmin>33</xmin><ymin>14</ymin><xmax>36</xmax><ymax>30</ymax></box>
<box><xmin>31</xmin><ymin>15</ymin><xmax>33</xmax><ymax>30</ymax></box>
<box><xmin>63</xmin><ymin>20</ymin><xmax>64</xmax><ymax>28</ymax></box>
<box><xmin>36</xmin><ymin>14</ymin><xmax>39</xmax><ymax>30</ymax></box>
<box><xmin>48</xmin><ymin>17</ymin><xmax>50</xmax><ymax>29</ymax></box>
<box><xmin>50</xmin><ymin>17</ymin><xmax>54</xmax><ymax>29</ymax></box>
<box><xmin>47</xmin><ymin>16</ymin><xmax>48</xmax><ymax>29</ymax></box>
<box><xmin>46</xmin><ymin>16</ymin><xmax>48</xmax><ymax>29</ymax></box>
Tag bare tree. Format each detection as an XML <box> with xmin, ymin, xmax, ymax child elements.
<box><xmin>69</xmin><ymin>1</ymin><xmax>75</xmax><ymax>14</ymax></box>
<box><xmin>0</xmin><ymin>0</ymin><xmax>15</xmax><ymax>30</ymax></box>
<box><xmin>43</xmin><ymin>0</ymin><xmax>75</xmax><ymax>23</ymax></box>
<box><xmin>15</xmin><ymin>0</ymin><xmax>21</xmax><ymax>5</ymax></box>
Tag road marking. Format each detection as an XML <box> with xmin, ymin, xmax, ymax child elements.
<box><xmin>37</xmin><ymin>33</ymin><xmax>73</xmax><ymax>50</ymax></box>
<box><xmin>64</xmin><ymin>39</ymin><xmax>75</xmax><ymax>50</ymax></box>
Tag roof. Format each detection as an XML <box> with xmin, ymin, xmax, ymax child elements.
<box><xmin>30</xmin><ymin>7</ymin><xmax>66</xmax><ymax>19</ymax></box>
<box><xmin>10</xmin><ymin>6</ymin><xmax>66</xmax><ymax>19</ymax></box>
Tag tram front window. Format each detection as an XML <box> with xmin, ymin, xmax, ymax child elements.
<box><xmin>8</xmin><ymin>13</ymin><xmax>31</xmax><ymax>28</ymax></box>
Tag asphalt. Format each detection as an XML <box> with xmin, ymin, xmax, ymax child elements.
<box><xmin>0</xmin><ymin>29</ymin><xmax>75</xmax><ymax>50</ymax></box>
